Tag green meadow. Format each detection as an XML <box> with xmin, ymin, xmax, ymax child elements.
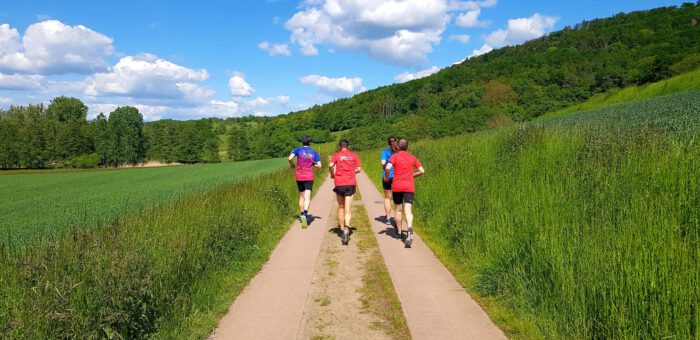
<box><xmin>361</xmin><ymin>91</ymin><xmax>700</xmax><ymax>339</ymax></box>
<box><xmin>0</xmin><ymin>159</ymin><xmax>286</xmax><ymax>247</ymax></box>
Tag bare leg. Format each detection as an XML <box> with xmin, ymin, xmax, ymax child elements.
<box><xmin>298</xmin><ymin>192</ymin><xmax>305</xmax><ymax>213</ymax></box>
<box><xmin>344</xmin><ymin>195</ymin><xmax>354</xmax><ymax>232</ymax></box>
<box><xmin>336</xmin><ymin>194</ymin><xmax>345</xmax><ymax>230</ymax></box>
<box><xmin>303</xmin><ymin>189</ymin><xmax>312</xmax><ymax>212</ymax></box>
<box><xmin>383</xmin><ymin>189</ymin><xmax>392</xmax><ymax>218</ymax></box>
<box><xmin>395</xmin><ymin>203</ymin><xmax>404</xmax><ymax>236</ymax></box>
<box><xmin>404</xmin><ymin>203</ymin><xmax>414</xmax><ymax>230</ymax></box>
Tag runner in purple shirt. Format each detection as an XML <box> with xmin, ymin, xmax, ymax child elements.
<box><xmin>288</xmin><ymin>135</ymin><xmax>322</xmax><ymax>228</ymax></box>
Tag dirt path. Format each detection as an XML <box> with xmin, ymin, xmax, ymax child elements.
<box><xmin>296</xmin><ymin>194</ymin><xmax>394</xmax><ymax>340</ymax></box>
<box><xmin>355</xmin><ymin>172</ymin><xmax>507</xmax><ymax>340</ymax></box>
<box><xmin>210</xmin><ymin>177</ymin><xmax>335</xmax><ymax>339</ymax></box>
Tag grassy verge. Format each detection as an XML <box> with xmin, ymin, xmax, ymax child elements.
<box><xmin>353</xmin><ymin>192</ymin><xmax>411</xmax><ymax>339</ymax></box>
<box><xmin>358</xmin><ymin>91</ymin><xmax>700</xmax><ymax>339</ymax></box>
<box><xmin>0</xmin><ymin>168</ymin><xmax>328</xmax><ymax>338</ymax></box>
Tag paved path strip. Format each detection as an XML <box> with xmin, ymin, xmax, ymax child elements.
<box><xmin>356</xmin><ymin>172</ymin><xmax>507</xmax><ymax>340</ymax></box>
<box><xmin>211</xmin><ymin>176</ymin><xmax>335</xmax><ymax>340</ymax></box>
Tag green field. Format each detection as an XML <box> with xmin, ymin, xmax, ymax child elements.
<box><xmin>361</xmin><ymin>91</ymin><xmax>700</xmax><ymax>339</ymax></box>
<box><xmin>0</xmin><ymin>159</ymin><xmax>287</xmax><ymax>247</ymax></box>
<box><xmin>1</xmin><ymin>162</ymin><xmax>328</xmax><ymax>338</ymax></box>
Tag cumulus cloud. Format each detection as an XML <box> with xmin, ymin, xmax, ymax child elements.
<box><xmin>484</xmin><ymin>13</ymin><xmax>558</xmax><ymax>47</ymax></box>
<box><xmin>0</xmin><ymin>97</ymin><xmax>12</xmax><ymax>105</ymax></box>
<box><xmin>448</xmin><ymin>34</ymin><xmax>470</xmax><ymax>43</ymax></box>
<box><xmin>394</xmin><ymin>66</ymin><xmax>440</xmax><ymax>83</ymax></box>
<box><xmin>0</xmin><ymin>73</ymin><xmax>44</xmax><ymax>90</ymax></box>
<box><xmin>285</xmin><ymin>0</ymin><xmax>473</xmax><ymax>65</ymax></box>
<box><xmin>447</xmin><ymin>0</ymin><xmax>496</xmax><ymax>11</ymax></box>
<box><xmin>258</xmin><ymin>41</ymin><xmax>292</xmax><ymax>56</ymax></box>
<box><xmin>455</xmin><ymin>8</ymin><xmax>490</xmax><ymax>28</ymax></box>
<box><xmin>470</xmin><ymin>43</ymin><xmax>493</xmax><ymax>57</ymax></box>
<box><xmin>0</xmin><ymin>20</ymin><xmax>114</xmax><ymax>75</ymax></box>
<box><xmin>84</xmin><ymin>54</ymin><xmax>211</xmax><ymax>103</ymax></box>
<box><xmin>228</xmin><ymin>73</ymin><xmax>255</xmax><ymax>97</ymax></box>
<box><xmin>300</xmin><ymin>75</ymin><xmax>364</xmax><ymax>94</ymax></box>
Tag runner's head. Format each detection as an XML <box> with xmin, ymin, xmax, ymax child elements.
<box><xmin>301</xmin><ymin>135</ymin><xmax>312</xmax><ymax>146</ymax></box>
<box><xmin>339</xmin><ymin>139</ymin><xmax>350</xmax><ymax>150</ymax></box>
<box><xmin>388</xmin><ymin>136</ymin><xmax>398</xmax><ymax>152</ymax></box>
<box><xmin>398</xmin><ymin>139</ymin><xmax>408</xmax><ymax>151</ymax></box>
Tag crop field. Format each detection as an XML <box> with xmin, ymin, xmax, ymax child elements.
<box><xmin>1</xmin><ymin>161</ymin><xmax>327</xmax><ymax>338</ymax></box>
<box><xmin>361</xmin><ymin>91</ymin><xmax>700</xmax><ymax>339</ymax></box>
<box><xmin>0</xmin><ymin>158</ymin><xmax>287</xmax><ymax>247</ymax></box>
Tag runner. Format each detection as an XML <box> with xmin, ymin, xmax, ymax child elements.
<box><xmin>329</xmin><ymin>139</ymin><xmax>362</xmax><ymax>245</ymax></box>
<box><xmin>384</xmin><ymin>139</ymin><xmax>425</xmax><ymax>247</ymax></box>
<box><xmin>380</xmin><ymin>137</ymin><xmax>399</xmax><ymax>227</ymax></box>
<box><xmin>289</xmin><ymin>135</ymin><xmax>322</xmax><ymax>228</ymax></box>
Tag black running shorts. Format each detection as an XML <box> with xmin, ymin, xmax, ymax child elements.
<box><xmin>296</xmin><ymin>180</ymin><xmax>314</xmax><ymax>192</ymax></box>
<box><xmin>392</xmin><ymin>191</ymin><xmax>415</xmax><ymax>205</ymax></box>
<box><xmin>333</xmin><ymin>185</ymin><xmax>356</xmax><ymax>196</ymax></box>
<box><xmin>382</xmin><ymin>178</ymin><xmax>393</xmax><ymax>191</ymax></box>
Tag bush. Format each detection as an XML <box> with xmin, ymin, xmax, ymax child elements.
<box><xmin>68</xmin><ymin>153</ymin><xmax>101</xmax><ymax>168</ymax></box>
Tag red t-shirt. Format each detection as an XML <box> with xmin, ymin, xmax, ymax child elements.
<box><xmin>388</xmin><ymin>151</ymin><xmax>422</xmax><ymax>192</ymax></box>
<box><xmin>331</xmin><ymin>149</ymin><xmax>361</xmax><ymax>186</ymax></box>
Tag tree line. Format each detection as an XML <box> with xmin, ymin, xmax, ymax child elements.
<box><xmin>222</xmin><ymin>3</ymin><xmax>700</xmax><ymax>157</ymax></box>
<box><xmin>0</xmin><ymin>97</ymin><xmax>219</xmax><ymax>169</ymax></box>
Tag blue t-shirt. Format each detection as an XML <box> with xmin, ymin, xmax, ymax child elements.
<box><xmin>291</xmin><ymin>146</ymin><xmax>321</xmax><ymax>181</ymax></box>
<box><xmin>381</xmin><ymin>146</ymin><xmax>395</xmax><ymax>180</ymax></box>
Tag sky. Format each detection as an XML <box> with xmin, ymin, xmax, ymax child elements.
<box><xmin>0</xmin><ymin>0</ymin><xmax>686</xmax><ymax>121</ymax></box>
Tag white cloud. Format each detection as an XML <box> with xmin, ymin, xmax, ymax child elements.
<box><xmin>0</xmin><ymin>73</ymin><xmax>44</xmax><ymax>90</ymax></box>
<box><xmin>0</xmin><ymin>20</ymin><xmax>114</xmax><ymax>75</ymax></box>
<box><xmin>228</xmin><ymin>73</ymin><xmax>255</xmax><ymax>96</ymax></box>
<box><xmin>448</xmin><ymin>34</ymin><xmax>470</xmax><ymax>43</ymax></box>
<box><xmin>470</xmin><ymin>43</ymin><xmax>493</xmax><ymax>57</ymax></box>
<box><xmin>285</xmin><ymin>0</ymin><xmax>493</xmax><ymax>65</ymax></box>
<box><xmin>258</xmin><ymin>41</ymin><xmax>292</xmax><ymax>56</ymax></box>
<box><xmin>456</xmin><ymin>9</ymin><xmax>490</xmax><ymax>28</ymax></box>
<box><xmin>300</xmin><ymin>74</ymin><xmax>364</xmax><ymax>94</ymax></box>
<box><xmin>0</xmin><ymin>97</ymin><xmax>12</xmax><ymax>105</ymax></box>
<box><xmin>484</xmin><ymin>13</ymin><xmax>558</xmax><ymax>47</ymax></box>
<box><xmin>84</xmin><ymin>54</ymin><xmax>211</xmax><ymax>103</ymax></box>
<box><xmin>394</xmin><ymin>66</ymin><xmax>440</xmax><ymax>83</ymax></box>
<box><xmin>447</xmin><ymin>0</ymin><xmax>496</xmax><ymax>11</ymax></box>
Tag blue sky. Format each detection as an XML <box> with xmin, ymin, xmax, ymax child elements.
<box><xmin>0</xmin><ymin>0</ymin><xmax>685</xmax><ymax>120</ymax></box>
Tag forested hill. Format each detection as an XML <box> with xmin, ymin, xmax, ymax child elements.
<box><xmin>225</xmin><ymin>2</ymin><xmax>700</xmax><ymax>157</ymax></box>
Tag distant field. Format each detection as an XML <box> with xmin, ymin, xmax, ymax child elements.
<box><xmin>361</xmin><ymin>91</ymin><xmax>700</xmax><ymax>339</ymax></box>
<box><xmin>0</xmin><ymin>159</ymin><xmax>287</xmax><ymax>246</ymax></box>
<box><xmin>544</xmin><ymin>68</ymin><xmax>700</xmax><ymax>118</ymax></box>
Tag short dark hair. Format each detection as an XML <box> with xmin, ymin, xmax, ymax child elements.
<box><xmin>339</xmin><ymin>139</ymin><xmax>350</xmax><ymax>148</ymax></box>
<box><xmin>398</xmin><ymin>139</ymin><xmax>408</xmax><ymax>150</ymax></box>
<box><xmin>388</xmin><ymin>136</ymin><xmax>398</xmax><ymax>152</ymax></box>
<box><xmin>301</xmin><ymin>135</ymin><xmax>311</xmax><ymax>146</ymax></box>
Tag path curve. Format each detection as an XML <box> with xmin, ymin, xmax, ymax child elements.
<box><xmin>356</xmin><ymin>172</ymin><xmax>507</xmax><ymax>340</ymax></box>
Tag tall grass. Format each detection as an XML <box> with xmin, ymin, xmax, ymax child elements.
<box><xmin>0</xmin><ymin>167</ymin><xmax>326</xmax><ymax>338</ymax></box>
<box><xmin>362</xmin><ymin>91</ymin><xmax>699</xmax><ymax>338</ymax></box>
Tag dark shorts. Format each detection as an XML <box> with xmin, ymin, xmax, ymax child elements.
<box><xmin>382</xmin><ymin>178</ymin><xmax>393</xmax><ymax>191</ymax></box>
<box><xmin>296</xmin><ymin>180</ymin><xmax>314</xmax><ymax>192</ymax></box>
<box><xmin>392</xmin><ymin>191</ymin><xmax>415</xmax><ymax>205</ymax></box>
<box><xmin>333</xmin><ymin>185</ymin><xmax>356</xmax><ymax>197</ymax></box>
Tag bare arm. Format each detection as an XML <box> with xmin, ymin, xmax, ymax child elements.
<box><xmin>329</xmin><ymin>162</ymin><xmax>336</xmax><ymax>178</ymax></box>
<box><xmin>355</xmin><ymin>166</ymin><xmax>362</xmax><ymax>174</ymax></box>
<box><xmin>288</xmin><ymin>153</ymin><xmax>296</xmax><ymax>168</ymax></box>
<box><xmin>383</xmin><ymin>163</ymin><xmax>393</xmax><ymax>181</ymax></box>
<box><xmin>315</xmin><ymin>161</ymin><xmax>322</xmax><ymax>168</ymax></box>
<box><xmin>413</xmin><ymin>166</ymin><xmax>425</xmax><ymax>178</ymax></box>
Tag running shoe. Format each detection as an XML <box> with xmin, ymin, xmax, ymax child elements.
<box><xmin>342</xmin><ymin>230</ymin><xmax>350</xmax><ymax>245</ymax></box>
<box><xmin>405</xmin><ymin>228</ymin><xmax>414</xmax><ymax>248</ymax></box>
<box><xmin>300</xmin><ymin>214</ymin><xmax>308</xmax><ymax>229</ymax></box>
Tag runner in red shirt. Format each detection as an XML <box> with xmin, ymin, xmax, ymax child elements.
<box><xmin>329</xmin><ymin>139</ymin><xmax>362</xmax><ymax>245</ymax></box>
<box><xmin>384</xmin><ymin>139</ymin><xmax>425</xmax><ymax>247</ymax></box>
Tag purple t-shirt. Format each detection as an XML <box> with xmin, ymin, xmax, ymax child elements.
<box><xmin>291</xmin><ymin>146</ymin><xmax>321</xmax><ymax>181</ymax></box>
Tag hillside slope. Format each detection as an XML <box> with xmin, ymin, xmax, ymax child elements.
<box><xmin>222</xmin><ymin>3</ymin><xmax>700</xmax><ymax>158</ymax></box>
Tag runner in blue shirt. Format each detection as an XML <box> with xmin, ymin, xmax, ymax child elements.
<box><xmin>289</xmin><ymin>135</ymin><xmax>322</xmax><ymax>228</ymax></box>
<box><xmin>380</xmin><ymin>136</ymin><xmax>399</xmax><ymax>225</ymax></box>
